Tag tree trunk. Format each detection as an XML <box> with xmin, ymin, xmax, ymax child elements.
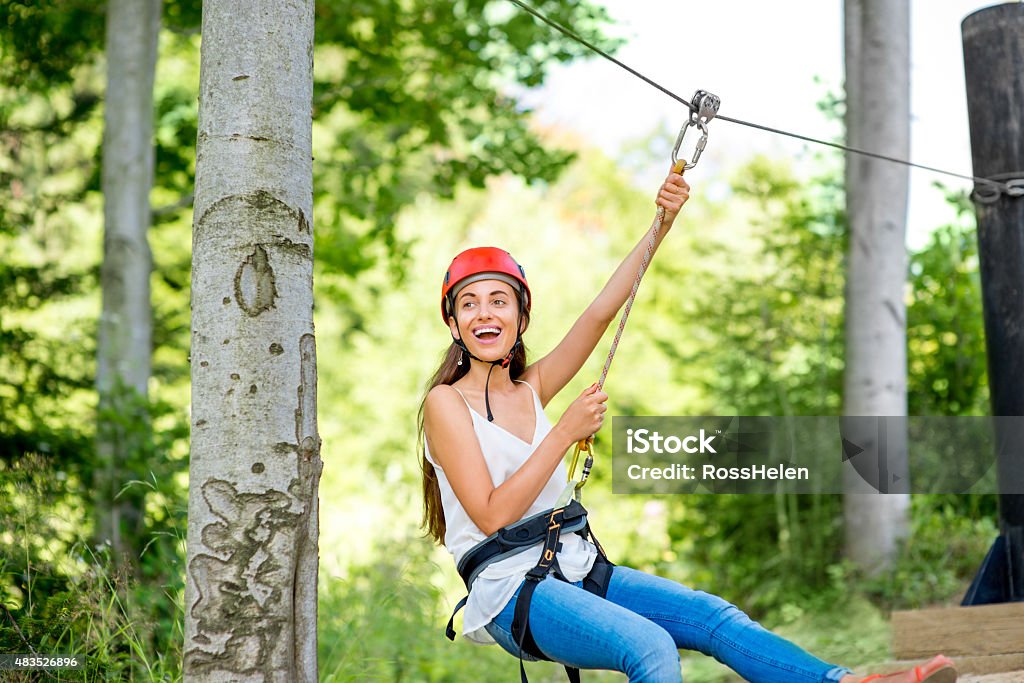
<box><xmin>183</xmin><ymin>1</ymin><xmax>321</xmax><ymax>681</ymax></box>
<box><xmin>842</xmin><ymin>0</ymin><xmax>912</xmax><ymax>574</ymax></box>
<box><xmin>95</xmin><ymin>0</ymin><xmax>161</xmax><ymax>566</ymax></box>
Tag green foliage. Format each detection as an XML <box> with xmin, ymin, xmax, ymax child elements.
<box><xmin>906</xmin><ymin>189</ymin><xmax>989</xmax><ymax>416</ymax></box>
<box><xmin>162</xmin><ymin>0</ymin><xmax>202</xmax><ymax>34</ymax></box>
<box><xmin>0</xmin><ymin>82</ymin><xmax>101</xmax><ymax>461</ymax></box>
<box><xmin>861</xmin><ymin>495</ymin><xmax>997</xmax><ymax>610</ymax></box>
<box><xmin>0</xmin><ymin>22</ymin><xmax>194</xmax><ymax>675</ymax></box>
<box><xmin>311</xmin><ymin>0</ymin><xmax>621</xmax><ymax>276</ymax></box>
<box><xmin>0</xmin><ymin>0</ymin><xmax>105</xmax><ymax>91</ymax></box>
<box><xmin>0</xmin><ymin>0</ymin><xmax>202</xmax><ymax>94</ymax></box>
<box><xmin>670</xmin><ymin>155</ymin><xmax>847</xmax><ymax>416</ymax></box>
<box><xmin>0</xmin><ymin>2</ymin><xmax>108</xmax><ymax>464</ymax></box>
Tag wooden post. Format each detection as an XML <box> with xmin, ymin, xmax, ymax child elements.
<box><xmin>962</xmin><ymin>2</ymin><xmax>1024</xmax><ymax>604</ymax></box>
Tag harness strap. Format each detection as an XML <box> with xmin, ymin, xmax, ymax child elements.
<box><xmin>513</xmin><ymin>577</ymin><xmax>546</xmax><ymax>683</ymax></box>
<box><xmin>583</xmin><ymin>520</ymin><xmax>610</xmax><ymax>564</ymax></box>
<box><xmin>445</xmin><ymin>503</ymin><xmax>615</xmax><ymax>683</ymax></box>
<box><xmin>457</xmin><ymin>500</ymin><xmax>587</xmax><ymax>589</ymax></box>
<box><xmin>512</xmin><ymin>507</ymin><xmax>576</xmax><ymax>683</ymax></box>
<box><xmin>445</xmin><ymin>595</ymin><xmax>468</xmax><ymax>641</ymax></box>
<box><xmin>583</xmin><ymin>553</ymin><xmax>614</xmax><ymax>599</ymax></box>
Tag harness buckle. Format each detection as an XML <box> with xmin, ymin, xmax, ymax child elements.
<box><xmin>547</xmin><ymin>507</ymin><xmax>565</xmax><ymax>530</ymax></box>
<box><xmin>525</xmin><ymin>565</ymin><xmax>547</xmax><ymax>582</ymax></box>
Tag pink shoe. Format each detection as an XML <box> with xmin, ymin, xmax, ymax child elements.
<box><xmin>859</xmin><ymin>654</ymin><xmax>957</xmax><ymax>683</ymax></box>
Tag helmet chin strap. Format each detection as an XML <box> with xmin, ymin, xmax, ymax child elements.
<box><xmin>453</xmin><ymin>329</ymin><xmax>522</xmax><ymax>422</ymax></box>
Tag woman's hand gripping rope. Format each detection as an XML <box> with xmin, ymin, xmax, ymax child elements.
<box><xmin>656</xmin><ymin>163</ymin><xmax>690</xmax><ymax>225</ymax></box>
<box><xmin>555</xmin><ymin>163</ymin><xmax>690</xmax><ymax>507</ymax></box>
<box><xmin>555</xmin><ymin>383</ymin><xmax>610</xmax><ymax>444</ymax></box>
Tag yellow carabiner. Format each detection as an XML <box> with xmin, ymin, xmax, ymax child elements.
<box><xmin>556</xmin><ymin>437</ymin><xmax>593</xmax><ymax>505</ymax></box>
<box><xmin>567</xmin><ymin>436</ymin><xmax>592</xmax><ymax>483</ymax></box>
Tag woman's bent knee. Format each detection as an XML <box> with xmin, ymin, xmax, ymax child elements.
<box><xmin>624</xmin><ymin>627</ymin><xmax>681</xmax><ymax>683</ymax></box>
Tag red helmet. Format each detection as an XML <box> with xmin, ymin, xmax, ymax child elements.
<box><xmin>442</xmin><ymin>247</ymin><xmax>530</xmax><ymax>323</ymax></box>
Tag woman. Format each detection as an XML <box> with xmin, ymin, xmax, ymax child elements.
<box><xmin>419</xmin><ymin>168</ymin><xmax>956</xmax><ymax>683</ymax></box>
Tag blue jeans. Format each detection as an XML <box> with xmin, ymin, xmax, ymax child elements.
<box><xmin>484</xmin><ymin>566</ymin><xmax>852</xmax><ymax>683</ymax></box>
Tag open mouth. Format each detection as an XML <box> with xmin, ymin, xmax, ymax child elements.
<box><xmin>473</xmin><ymin>326</ymin><xmax>502</xmax><ymax>342</ymax></box>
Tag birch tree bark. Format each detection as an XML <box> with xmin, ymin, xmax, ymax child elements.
<box><xmin>183</xmin><ymin>1</ymin><xmax>321</xmax><ymax>680</ymax></box>
<box><xmin>95</xmin><ymin>0</ymin><xmax>161</xmax><ymax>565</ymax></box>
<box><xmin>842</xmin><ymin>0</ymin><xmax>911</xmax><ymax>573</ymax></box>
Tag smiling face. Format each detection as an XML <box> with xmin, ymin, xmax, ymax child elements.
<box><xmin>447</xmin><ymin>278</ymin><xmax>525</xmax><ymax>362</ymax></box>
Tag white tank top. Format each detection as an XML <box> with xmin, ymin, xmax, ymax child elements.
<box><xmin>424</xmin><ymin>380</ymin><xmax>598</xmax><ymax>644</ymax></box>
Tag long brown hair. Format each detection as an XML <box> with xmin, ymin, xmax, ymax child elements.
<box><xmin>418</xmin><ymin>299</ymin><xmax>530</xmax><ymax>545</ymax></box>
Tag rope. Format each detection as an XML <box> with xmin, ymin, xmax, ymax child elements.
<box><xmin>597</xmin><ymin>207</ymin><xmax>665</xmax><ymax>391</ymax></box>
<box><xmin>505</xmin><ymin>0</ymin><xmax>1019</xmax><ymax>196</ymax></box>
<box><xmin>561</xmin><ymin>170</ymin><xmax>680</xmax><ymax>504</ymax></box>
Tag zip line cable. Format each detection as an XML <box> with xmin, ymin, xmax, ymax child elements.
<box><xmin>506</xmin><ymin>0</ymin><xmax>1019</xmax><ymax>194</ymax></box>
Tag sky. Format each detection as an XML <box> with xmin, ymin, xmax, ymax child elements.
<box><xmin>516</xmin><ymin>0</ymin><xmax>1011</xmax><ymax>249</ymax></box>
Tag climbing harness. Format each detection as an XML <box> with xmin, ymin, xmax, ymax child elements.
<box><xmin>443</xmin><ymin>100</ymin><xmax>718</xmax><ymax>682</ymax></box>
<box><xmin>445</xmin><ymin>500</ymin><xmax>614</xmax><ymax>683</ymax></box>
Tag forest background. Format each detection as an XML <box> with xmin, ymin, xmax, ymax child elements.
<box><xmin>0</xmin><ymin>1</ymin><xmax>998</xmax><ymax>681</ymax></box>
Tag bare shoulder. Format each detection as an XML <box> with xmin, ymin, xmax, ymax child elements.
<box><xmin>519</xmin><ymin>363</ymin><xmax>548</xmax><ymax>406</ymax></box>
<box><xmin>423</xmin><ymin>385</ymin><xmax>464</xmax><ymax>421</ymax></box>
<box><xmin>426</xmin><ymin>383</ymin><xmax>461</xmax><ymax>405</ymax></box>
<box><xmin>424</xmin><ymin>384</ymin><xmax>477</xmax><ymax>469</ymax></box>
<box><xmin>423</xmin><ymin>385</ymin><xmax>472</xmax><ymax>433</ymax></box>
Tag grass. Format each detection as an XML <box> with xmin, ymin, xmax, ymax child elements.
<box><xmin>1</xmin><ymin>462</ymin><xmax>185</xmax><ymax>682</ymax></box>
<box><xmin>1</xmin><ymin>459</ymin><xmax>993</xmax><ymax>683</ymax></box>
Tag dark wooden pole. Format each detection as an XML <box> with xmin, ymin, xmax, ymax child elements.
<box><xmin>962</xmin><ymin>2</ymin><xmax>1024</xmax><ymax>605</ymax></box>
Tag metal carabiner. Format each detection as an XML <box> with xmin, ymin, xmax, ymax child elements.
<box><xmin>671</xmin><ymin>90</ymin><xmax>721</xmax><ymax>170</ymax></box>
<box><xmin>672</xmin><ymin>119</ymin><xmax>709</xmax><ymax>170</ymax></box>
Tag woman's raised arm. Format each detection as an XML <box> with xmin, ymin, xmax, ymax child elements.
<box><xmin>524</xmin><ymin>168</ymin><xmax>690</xmax><ymax>406</ymax></box>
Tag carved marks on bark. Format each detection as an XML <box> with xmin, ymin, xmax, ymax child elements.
<box><xmin>184</xmin><ymin>479</ymin><xmax>301</xmax><ymax>676</ymax></box>
<box><xmin>185</xmin><ymin>332</ymin><xmax>323</xmax><ymax>675</ymax></box>
<box><xmin>195</xmin><ymin>189</ymin><xmax>311</xmax><ymax>319</ymax></box>
<box><xmin>235</xmin><ymin>245</ymin><xmax>278</xmax><ymax>316</ymax></box>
